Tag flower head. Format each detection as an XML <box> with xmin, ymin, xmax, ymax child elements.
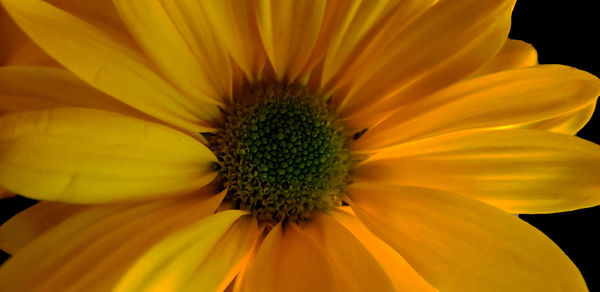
<box><xmin>1</xmin><ymin>0</ymin><xmax>599</xmax><ymax>291</ymax></box>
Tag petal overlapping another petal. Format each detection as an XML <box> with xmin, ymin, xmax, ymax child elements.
<box><xmin>113</xmin><ymin>0</ymin><xmax>233</xmax><ymax>105</ymax></box>
<box><xmin>2</xmin><ymin>0</ymin><xmax>219</xmax><ymax>133</ymax></box>
<box><xmin>0</xmin><ymin>194</ymin><xmax>229</xmax><ymax>292</ymax></box>
<box><xmin>240</xmin><ymin>215</ymin><xmax>398</xmax><ymax>292</ymax></box>
<box><xmin>0</xmin><ymin>201</ymin><xmax>85</xmax><ymax>254</ymax></box>
<box><xmin>337</xmin><ymin>0</ymin><xmax>516</xmax><ymax>123</ymax></box>
<box><xmin>355</xmin><ymin>65</ymin><xmax>600</xmax><ymax>150</ymax></box>
<box><xmin>330</xmin><ymin>207</ymin><xmax>436</xmax><ymax>291</ymax></box>
<box><xmin>354</xmin><ymin>129</ymin><xmax>600</xmax><ymax>214</ymax></box>
<box><xmin>348</xmin><ymin>183</ymin><xmax>587</xmax><ymax>291</ymax></box>
<box><xmin>0</xmin><ymin>66</ymin><xmax>144</xmax><ymax>117</ymax></box>
<box><xmin>114</xmin><ymin>210</ymin><xmax>256</xmax><ymax>292</ymax></box>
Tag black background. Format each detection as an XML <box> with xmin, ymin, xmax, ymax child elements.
<box><xmin>1</xmin><ymin>0</ymin><xmax>599</xmax><ymax>289</ymax></box>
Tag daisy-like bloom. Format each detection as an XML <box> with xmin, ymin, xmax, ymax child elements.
<box><xmin>1</xmin><ymin>0</ymin><xmax>600</xmax><ymax>291</ymax></box>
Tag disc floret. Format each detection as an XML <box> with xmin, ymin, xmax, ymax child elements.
<box><xmin>209</xmin><ymin>84</ymin><xmax>351</xmax><ymax>223</ymax></box>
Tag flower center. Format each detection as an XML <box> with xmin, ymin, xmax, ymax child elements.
<box><xmin>209</xmin><ymin>84</ymin><xmax>351</xmax><ymax>223</ymax></box>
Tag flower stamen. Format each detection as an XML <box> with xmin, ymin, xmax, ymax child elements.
<box><xmin>209</xmin><ymin>84</ymin><xmax>351</xmax><ymax>223</ymax></box>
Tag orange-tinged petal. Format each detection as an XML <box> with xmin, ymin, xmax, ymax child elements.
<box><xmin>337</xmin><ymin>0</ymin><xmax>515</xmax><ymax>119</ymax></box>
<box><xmin>238</xmin><ymin>224</ymin><xmax>287</xmax><ymax>292</ymax></box>
<box><xmin>2</xmin><ymin>0</ymin><xmax>218</xmax><ymax>133</ymax></box>
<box><xmin>241</xmin><ymin>216</ymin><xmax>397</xmax><ymax>292</ymax></box>
<box><xmin>354</xmin><ymin>129</ymin><xmax>600</xmax><ymax>214</ymax></box>
<box><xmin>0</xmin><ymin>204</ymin><xmax>127</xmax><ymax>292</ymax></box>
<box><xmin>319</xmin><ymin>0</ymin><xmax>434</xmax><ymax>91</ymax></box>
<box><xmin>330</xmin><ymin>207</ymin><xmax>436</xmax><ymax>291</ymax></box>
<box><xmin>114</xmin><ymin>210</ymin><xmax>251</xmax><ymax>292</ymax></box>
<box><xmin>298</xmin><ymin>0</ymin><xmax>357</xmax><ymax>84</ymax></box>
<box><xmin>182</xmin><ymin>215</ymin><xmax>259</xmax><ymax>292</ymax></box>
<box><xmin>256</xmin><ymin>0</ymin><xmax>326</xmax><ymax>82</ymax></box>
<box><xmin>0</xmin><ymin>108</ymin><xmax>217</xmax><ymax>203</ymax></box>
<box><xmin>113</xmin><ymin>0</ymin><xmax>231</xmax><ymax>105</ymax></box>
<box><xmin>0</xmin><ymin>66</ymin><xmax>143</xmax><ymax>117</ymax></box>
<box><xmin>49</xmin><ymin>0</ymin><xmax>135</xmax><ymax>46</ymax></box>
<box><xmin>0</xmin><ymin>193</ymin><xmax>224</xmax><ymax>292</ymax></box>
<box><xmin>470</xmin><ymin>39</ymin><xmax>538</xmax><ymax>77</ymax></box>
<box><xmin>524</xmin><ymin>101</ymin><xmax>597</xmax><ymax>135</ymax></box>
<box><xmin>355</xmin><ymin>65</ymin><xmax>600</xmax><ymax>151</ymax></box>
<box><xmin>2</xmin><ymin>0</ymin><xmax>130</xmax><ymax>67</ymax></box>
<box><xmin>467</xmin><ymin>39</ymin><xmax>596</xmax><ymax>136</ymax></box>
<box><xmin>308</xmin><ymin>214</ymin><xmax>397</xmax><ymax>292</ymax></box>
<box><xmin>0</xmin><ymin>187</ymin><xmax>13</xmax><ymax>198</ymax></box>
<box><xmin>0</xmin><ymin>202</ymin><xmax>85</xmax><ymax>254</ymax></box>
<box><xmin>0</xmin><ymin>6</ymin><xmax>55</xmax><ymax>66</ymax></box>
<box><xmin>348</xmin><ymin>183</ymin><xmax>587</xmax><ymax>291</ymax></box>
<box><xmin>194</xmin><ymin>0</ymin><xmax>266</xmax><ymax>82</ymax></box>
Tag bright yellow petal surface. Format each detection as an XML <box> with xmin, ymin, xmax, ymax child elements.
<box><xmin>114</xmin><ymin>210</ymin><xmax>253</xmax><ymax>292</ymax></box>
<box><xmin>0</xmin><ymin>202</ymin><xmax>85</xmax><ymax>254</ymax></box>
<box><xmin>337</xmin><ymin>0</ymin><xmax>515</xmax><ymax>120</ymax></box>
<box><xmin>0</xmin><ymin>193</ymin><xmax>224</xmax><ymax>292</ymax></box>
<box><xmin>348</xmin><ymin>183</ymin><xmax>587</xmax><ymax>291</ymax></box>
<box><xmin>241</xmin><ymin>216</ymin><xmax>396</xmax><ymax>292</ymax></box>
<box><xmin>0</xmin><ymin>66</ymin><xmax>142</xmax><ymax>117</ymax></box>
<box><xmin>470</xmin><ymin>39</ymin><xmax>538</xmax><ymax>77</ymax></box>
<box><xmin>113</xmin><ymin>0</ymin><xmax>231</xmax><ymax>105</ymax></box>
<box><xmin>354</xmin><ymin>129</ymin><xmax>600</xmax><ymax>214</ymax></box>
<box><xmin>0</xmin><ymin>108</ymin><xmax>216</xmax><ymax>203</ymax></box>
<box><xmin>330</xmin><ymin>207</ymin><xmax>437</xmax><ymax>291</ymax></box>
<box><xmin>256</xmin><ymin>0</ymin><xmax>326</xmax><ymax>82</ymax></box>
<box><xmin>2</xmin><ymin>0</ymin><xmax>218</xmax><ymax>133</ymax></box>
<box><xmin>355</xmin><ymin>65</ymin><xmax>600</xmax><ymax>151</ymax></box>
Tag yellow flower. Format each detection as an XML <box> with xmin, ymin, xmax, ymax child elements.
<box><xmin>1</xmin><ymin>0</ymin><xmax>599</xmax><ymax>291</ymax></box>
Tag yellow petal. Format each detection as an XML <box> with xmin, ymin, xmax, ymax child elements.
<box><xmin>0</xmin><ymin>6</ymin><xmax>55</xmax><ymax>66</ymax></box>
<box><xmin>0</xmin><ymin>204</ymin><xmax>127</xmax><ymax>292</ymax></box>
<box><xmin>348</xmin><ymin>183</ymin><xmax>587</xmax><ymax>291</ymax></box>
<box><xmin>298</xmin><ymin>0</ymin><xmax>359</xmax><ymax>83</ymax></box>
<box><xmin>195</xmin><ymin>0</ymin><xmax>267</xmax><ymax>82</ymax></box>
<box><xmin>336</xmin><ymin>0</ymin><xmax>515</xmax><ymax>119</ymax></box>
<box><xmin>2</xmin><ymin>0</ymin><xmax>130</xmax><ymax>66</ymax></box>
<box><xmin>182</xmin><ymin>215</ymin><xmax>259</xmax><ymax>292</ymax></box>
<box><xmin>355</xmin><ymin>65</ymin><xmax>600</xmax><ymax>151</ymax></box>
<box><xmin>319</xmin><ymin>0</ymin><xmax>435</xmax><ymax>91</ymax></box>
<box><xmin>241</xmin><ymin>216</ymin><xmax>397</xmax><ymax>292</ymax></box>
<box><xmin>113</xmin><ymin>0</ymin><xmax>231</xmax><ymax>105</ymax></box>
<box><xmin>330</xmin><ymin>207</ymin><xmax>436</xmax><ymax>291</ymax></box>
<box><xmin>114</xmin><ymin>210</ymin><xmax>250</xmax><ymax>292</ymax></box>
<box><xmin>0</xmin><ymin>202</ymin><xmax>85</xmax><ymax>254</ymax></box>
<box><xmin>238</xmin><ymin>223</ymin><xmax>287</xmax><ymax>292</ymax></box>
<box><xmin>467</xmin><ymin>39</ymin><xmax>597</xmax><ymax>136</ymax></box>
<box><xmin>0</xmin><ymin>108</ymin><xmax>217</xmax><ymax>203</ymax></box>
<box><xmin>0</xmin><ymin>66</ymin><xmax>142</xmax><ymax>117</ymax></box>
<box><xmin>524</xmin><ymin>101</ymin><xmax>597</xmax><ymax>135</ymax></box>
<box><xmin>470</xmin><ymin>39</ymin><xmax>538</xmax><ymax>77</ymax></box>
<box><xmin>49</xmin><ymin>0</ymin><xmax>135</xmax><ymax>46</ymax></box>
<box><xmin>354</xmin><ymin>129</ymin><xmax>600</xmax><ymax>214</ymax></box>
<box><xmin>256</xmin><ymin>0</ymin><xmax>326</xmax><ymax>82</ymax></box>
<box><xmin>2</xmin><ymin>0</ymin><xmax>218</xmax><ymax>133</ymax></box>
<box><xmin>0</xmin><ymin>193</ymin><xmax>224</xmax><ymax>292</ymax></box>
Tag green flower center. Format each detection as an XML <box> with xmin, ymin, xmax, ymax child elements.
<box><xmin>209</xmin><ymin>84</ymin><xmax>351</xmax><ymax>223</ymax></box>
